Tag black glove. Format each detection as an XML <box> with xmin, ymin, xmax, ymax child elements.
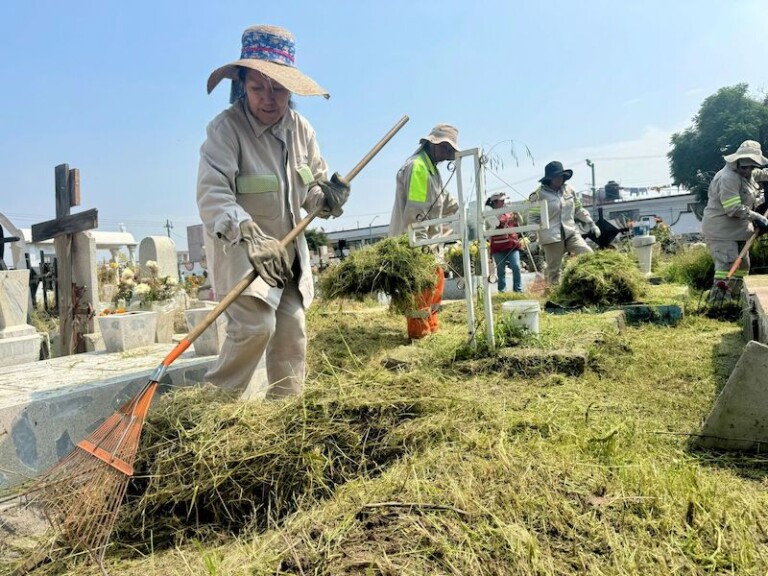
<box><xmin>754</xmin><ymin>213</ymin><xmax>768</xmax><ymax>233</ymax></box>
<box><xmin>317</xmin><ymin>172</ymin><xmax>350</xmax><ymax>217</ymax></box>
<box><xmin>239</xmin><ymin>220</ymin><xmax>292</xmax><ymax>288</ymax></box>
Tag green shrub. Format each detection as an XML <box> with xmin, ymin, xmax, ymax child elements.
<box><xmin>444</xmin><ymin>241</ymin><xmax>482</xmax><ymax>277</ymax></box>
<box><xmin>663</xmin><ymin>245</ymin><xmax>713</xmax><ymax>291</ymax></box>
<box><xmin>750</xmin><ymin>235</ymin><xmax>768</xmax><ymax>274</ymax></box>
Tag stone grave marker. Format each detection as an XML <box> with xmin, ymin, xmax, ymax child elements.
<box><xmin>0</xmin><ymin>269</ymin><xmax>41</xmax><ymax>367</ymax></box>
<box><xmin>139</xmin><ymin>235</ymin><xmax>179</xmax><ymax>281</ymax></box>
<box><xmin>0</xmin><ymin>213</ymin><xmax>26</xmax><ymax>271</ymax></box>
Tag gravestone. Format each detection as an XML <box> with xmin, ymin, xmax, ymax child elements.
<box><xmin>0</xmin><ymin>213</ymin><xmax>28</xmax><ymax>271</ymax></box>
<box><xmin>0</xmin><ymin>269</ymin><xmax>41</xmax><ymax>367</ymax></box>
<box><xmin>139</xmin><ymin>236</ymin><xmax>179</xmax><ymax>281</ymax></box>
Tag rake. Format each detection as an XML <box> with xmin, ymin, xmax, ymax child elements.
<box><xmin>13</xmin><ymin>115</ymin><xmax>409</xmax><ymax>575</ymax></box>
<box><xmin>523</xmin><ymin>239</ymin><xmax>547</xmax><ymax>296</ymax></box>
<box><xmin>709</xmin><ymin>215</ymin><xmax>767</xmax><ymax>310</ymax></box>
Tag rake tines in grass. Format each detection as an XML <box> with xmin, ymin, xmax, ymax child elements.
<box><xmin>17</xmin><ymin>381</ymin><xmax>158</xmax><ymax>575</ymax></box>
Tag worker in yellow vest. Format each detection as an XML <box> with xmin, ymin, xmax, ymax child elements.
<box><xmin>388</xmin><ymin>124</ymin><xmax>460</xmax><ymax>339</ymax></box>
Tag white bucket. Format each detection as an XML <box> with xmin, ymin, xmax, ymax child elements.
<box><xmin>501</xmin><ymin>300</ymin><xmax>541</xmax><ymax>334</ymax></box>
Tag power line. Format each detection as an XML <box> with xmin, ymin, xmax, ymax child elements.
<box><xmin>588</xmin><ymin>154</ymin><xmax>667</xmax><ymax>161</ymax></box>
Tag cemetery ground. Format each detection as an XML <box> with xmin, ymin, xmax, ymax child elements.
<box><xmin>4</xmin><ymin>282</ymin><xmax>768</xmax><ymax>575</ymax></box>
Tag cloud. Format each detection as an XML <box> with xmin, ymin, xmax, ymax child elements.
<box><xmin>623</xmin><ymin>98</ymin><xmax>642</xmax><ymax>106</ymax></box>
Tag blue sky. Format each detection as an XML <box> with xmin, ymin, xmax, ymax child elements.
<box><xmin>2</xmin><ymin>0</ymin><xmax>766</xmax><ymax>252</ymax></box>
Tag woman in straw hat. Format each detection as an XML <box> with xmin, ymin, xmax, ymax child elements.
<box><xmin>388</xmin><ymin>124</ymin><xmax>460</xmax><ymax>340</ymax></box>
<box><xmin>528</xmin><ymin>161</ymin><xmax>599</xmax><ymax>285</ymax></box>
<box><xmin>197</xmin><ymin>25</ymin><xmax>350</xmax><ymax>399</ymax></box>
<box><xmin>702</xmin><ymin>140</ymin><xmax>768</xmax><ymax>302</ymax></box>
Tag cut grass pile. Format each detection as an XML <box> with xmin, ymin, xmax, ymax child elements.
<box><xmin>115</xmin><ymin>376</ymin><xmax>468</xmax><ymax>547</ymax></box>
<box><xmin>317</xmin><ymin>236</ymin><xmax>437</xmax><ymax>313</ymax></box>
<box><xmin>6</xmin><ymin>283</ymin><xmax>768</xmax><ymax>576</ymax></box>
<box><xmin>553</xmin><ymin>251</ymin><xmax>648</xmax><ymax>308</ymax></box>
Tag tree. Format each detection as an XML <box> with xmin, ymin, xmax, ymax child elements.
<box><xmin>304</xmin><ymin>228</ymin><xmax>329</xmax><ymax>252</ymax></box>
<box><xmin>668</xmin><ymin>84</ymin><xmax>768</xmax><ymax>203</ymax></box>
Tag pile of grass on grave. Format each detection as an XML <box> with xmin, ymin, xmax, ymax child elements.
<box><xmin>552</xmin><ymin>250</ymin><xmax>647</xmax><ymax>307</ymax></box>
<box><xmin>317</xmin><ymin>235</ymin><xmax>437</xmax><ymax>313</ymax></box>
<box><xmin>114</xmin><ymin>374</ymin><xmax>459</xmax><ymax>548</ymax></box>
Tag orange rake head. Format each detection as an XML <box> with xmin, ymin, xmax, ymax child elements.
<box><xmin>20</xmin><ymin>381</ymin><xmax>159</xmax><ymax>570</ymax></box>
<box><xmin>527</xmin><ymin>273</ymin><xmax>548</xmax><ymax>297</ymax></box>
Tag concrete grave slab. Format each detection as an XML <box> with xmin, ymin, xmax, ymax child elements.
<box><xmin>739</xmin><ymin>275</ymin><xmax>768</xmax><ymax>344</ymax></box>
<box><xmin>693</xmin><ymin>340</ymin><xmax>768</xmax><ymax>452</ymax></box>
<box><xmin>621</xmin><ymin>304</ymin><xmax>683</xmax><ymax>326</ymax></box>
<box><xmin>0</xmin><ymin>345</ymin><xmax>218</xmax><ymax>492</ymax></box>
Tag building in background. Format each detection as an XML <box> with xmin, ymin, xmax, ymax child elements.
<box><xmin>582</xmin><ymin>186</ymin><xmax>701</xmax><ymax>236</ymax></box>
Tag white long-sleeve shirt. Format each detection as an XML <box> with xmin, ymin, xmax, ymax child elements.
<box><xmin>197</xmin><ymin>100</ymin><xmax>328</xmax><ymax>308</ymax></box>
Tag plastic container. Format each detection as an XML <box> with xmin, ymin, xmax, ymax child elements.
<box><xmin>501</xmin><ymin>300</ymin><xmax>541</xmax><ymax>334</ymax></box>
<box><xmin>632</xmin><ymin>223</ymin><xmax>650</xmax><ymax>236</ymax></box>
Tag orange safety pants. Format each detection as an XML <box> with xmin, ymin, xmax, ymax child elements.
<box><xmin>406</xmin><ymin>267</ymin><xmax>445</xmax><ymax>340</ymax></box>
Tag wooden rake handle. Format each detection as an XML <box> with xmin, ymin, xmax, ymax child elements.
<box><xmin>161</xmin><ymin>115</ymin><xmax>409</xmax><ymax>368</ymax></box>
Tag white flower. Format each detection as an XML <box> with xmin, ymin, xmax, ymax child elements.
<box><xmin>166</xmin><ymin>277</ymin><xmax>178</xmax><ymax>287</ymax></box>
<box><xmin>121</xmin><ymin>268</ymin><xmax>135</xmax><ymax>281</ymax></box>
<box><xmin>146</xmin><ymin>260</ymin><xmax>159</xmax><ymax>274</ymax></box>
<box><xmin>134</xmin><ymin>283</ymin><xmax>151</xmax><ymax>296</ymax></box>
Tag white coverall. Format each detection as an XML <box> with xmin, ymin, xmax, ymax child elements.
<box><xmin>702</xmin><ymin>162</ymin><xmax>768</xmax><ymax>297</ymax></box>
<box><xmin>197</xmin><ymin>100</ymin><xmax>328</xmax><ymax>398</ymax></box>
<box><xmin>528</xmin><ymin>183</ymin><xmax>595</xmax><ymax>284</ymax></box>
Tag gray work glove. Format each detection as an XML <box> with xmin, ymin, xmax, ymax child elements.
<box><xmin>239</xmin><ymin>220</ymin><xmax>292</xmax><ymax>288</ymax></box>
<box><xmin>443</xmin><ymin>195</ymin><xmax>459</xmax><ymax>216</ymax></box>
<box><xmin>317</xmin><ymin>172</ymin><xmax>350</xmax><ymax>217</ymax></box>
<box><xmin>590</xmin><ymin>223</ymin><xmax>601</xmax><ymax>238</ymax></box>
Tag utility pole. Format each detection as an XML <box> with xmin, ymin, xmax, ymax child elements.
<box><xmin>368</xmin><ymin>215</ymin><xmax>379</xmax><ymax>244</ymax></box>
<box><xmin>585</xmin><ymin>159</ymin><xmax>596</xmax><ymax>213</ymax></box>
<box><xmin>164</xmin><ymin>219</ymin><xmax>173</xmax><ymax>238</ymax></box>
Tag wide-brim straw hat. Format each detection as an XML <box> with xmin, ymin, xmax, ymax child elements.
<box><xmin>723</xmin><ymin>140</ymin><xmax>768</xmax><ymax>166</ymax></box>
<box><xmin>539</xmin><ymin>161</ymin><xmax>573</xmax><ymax>183</ymax></box>
<box><xmin>207</xmin><ymin>25</ymin><xmax>329</xmax><ymax>99</ymax></box>
<box><xmin>419</xmin><ymin>124</ymin><xmax>460</xmax><ymax>151</ymax></box>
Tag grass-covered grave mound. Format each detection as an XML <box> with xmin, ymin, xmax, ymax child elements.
<box><xmin>552</xmin><ymin>250</ymin><xmax>647</xmax><ymax>307</ymax></box>
<box><xmin>317</xmin><ymin>236</ymin><xmax>437</xmax><ymax>313</ymax></box>
<box><xmin>115</xmin><ymin>377</ymin><xmax>462</xmax><ymax>548</ymax></box>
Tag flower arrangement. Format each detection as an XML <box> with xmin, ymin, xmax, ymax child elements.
<box><xmin>112</xmin><ymin>266</ymin><xmax>137</xmax><ymax>306</ymax></box>
<box><xmin>182</xmin><ymin>273</ymin><xmax>206</xmax><ymax>296</ymax></box>
<box><xmin>136</xmin><ymin>261</ymin><xmax>180</xmax><ymax>304</ymax></box>
<box><xmin>445</xmin><ymin>241</ymin><xmax>483</xmax><ymax>277</ymax></box>
<box><xmin>97</xmin><ymin>261</ymin><xmax>119</xmax><ymax>286</ymax></box>
<box><xmin>109</xmin><ymin>261</ymin><xmax>180</xmax><ymax>309</ymax></box>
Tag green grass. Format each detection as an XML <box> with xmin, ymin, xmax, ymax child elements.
<box><xmin>7</xmin><ymin>287</ymin><xmax>768</xmax><ymax>576</ymax></box>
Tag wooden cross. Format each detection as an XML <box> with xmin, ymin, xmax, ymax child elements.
<box><xmin>31</xmin><ymin>164</ymin><xmax>98</xmax><ymax>356</ymax></box>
